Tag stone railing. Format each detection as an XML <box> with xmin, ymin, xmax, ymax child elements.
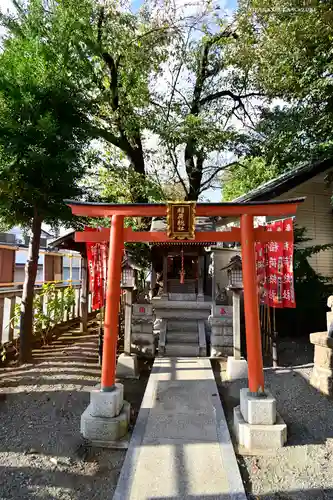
<box><xmin>0</xmin><ymin>283</ymin><xmax>91</xmax><ymax>350</ymax></box>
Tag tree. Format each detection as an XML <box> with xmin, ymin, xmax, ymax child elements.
<box><xmin>221</xmin><ymin>156</ymin><xmax>279</xmax><ymax>200</ymax></box>
<box><xmin>0</xmin><ymin>3</ymin><xmax>93</xmax><ymax>361</ymax></box>
<box><xmin>231</xmin><ymin>0</ymin><xmax>333</xmax><ymax>169</ymax></box>
<box><xmin>9</xmin><ymin>0</ymin><xmax>263</xmax><ymax>201</ymax></box>
<box><xmin>151</xmin><ymin>21</ymin><xmax>261</xmax><ymax>200</ymax></box>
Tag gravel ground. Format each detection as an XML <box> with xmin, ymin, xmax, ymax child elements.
<box><xmin>0</xmin><ymin>322</ymin><xmax>150</xmax><ymax>500</ymax></box>
<box><xmin>216</xmin><ymin>337</ymin><xmax>333</xmax><ymax>500</ymax></box>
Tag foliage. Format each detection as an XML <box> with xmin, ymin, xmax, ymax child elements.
<box><xmin>152</xmin><ymin>21</ymin><xmax>260</xmax><ymax>200</ymax></box>
<box><xmin>10</xmin><ymin>284</ymin><xmax>76</xmax><ymax>343</ymax></box>
<box><xmin>277</xmin><ymin>226</ymin><xmax>333</xmax><ymax>336</ymax></box>
<box><xmin>232</xmin><ymin>0</ymin><xmax>333</xmax><ymax>171</ymax></box>
<box><xmin>2</xmin><ymin>0</ymin><xmax>264</xmax><ymax>201</ymax></box>
<box><xmin>1</xmin><ymin>284</ymin><xmax>76</xmax><ymax>363</ymax></box>
<box><xmin>0</xmin><ymin>0</ymin><xmax>95</xmax><ymax>360</ymax></box>
<box><xmin>0</xmin><ymin>7</ymin><xmax>93</xmax><ymax>226</ymax></box>
<box><xmin>221</xmin><ymin>157</ymin><xmax>280</xmax><ymax>200</ymax></box>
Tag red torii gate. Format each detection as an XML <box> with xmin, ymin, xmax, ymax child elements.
<box><xmin>66</xmin><ymin>198</ymin><xmax>304</xmax><ymax>396</ymax></box>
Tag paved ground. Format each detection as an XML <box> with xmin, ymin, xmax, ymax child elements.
<box><xmin>215</xmin><ymin>337</ymin><xmax>333</xmax><ymax>500</ymax></box>
<box><xmin>114</xmin><ymin>357</ymin><xmax>246</xmax><ymax>500</ymax></box>
<box><xmin>0</xmin><ymin>322</ymin><xmax>150</xmax><ymax>500</ymax></box>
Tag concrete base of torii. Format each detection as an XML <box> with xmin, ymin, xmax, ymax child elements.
<box><xmin>81</xmin><ymin>383</ymin><xmax>131</xmax><ymax>448</ymax></box>
<box><xmin>233</xmin><ymin>388</ymin><xmax>287</xmax><ymax>451</ymax></box>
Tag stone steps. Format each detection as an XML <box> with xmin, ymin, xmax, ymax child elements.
<box><xmin>167</xmin><ymin>332</ymin><xmax>199</xmax><ymax>343</ymax></box>
<box><xmin>165</xmin><ymin>317</ymin><xmax>201</xmax><ymax>356</ymax></box>
<box><xmin>164</xmin><ymin>343</ymin><xmax>200</xmax><ymax>357</ymax></box>
<box><xmin>167</xmin><ymin>320</ymin><xmax>198</xmax><ymax>331</ymax></box>
<box><xmin>153</xmin><ymin>299</ymin><xmax>211</xmax><ymax>321</ymax></box>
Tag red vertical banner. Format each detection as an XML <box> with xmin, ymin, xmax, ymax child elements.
<box><xmin>255</xmin><ymin>218</ymin><xmax>295</xmax><ymax>308</ymax></box>
<box><xmin>85</xmin><ymin>227</ymin><xmax>109</xmax><ymax>311</ymax></box>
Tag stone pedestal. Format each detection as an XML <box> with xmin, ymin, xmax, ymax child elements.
<box><xmin>226</xmin><ymin>356</ymin><xmax>248</xmax><ymax>380</ymax></box>
<box><xmin>209</xmin><ymin>305</ymin><xmax>233</xmax><ymax>357</ymax></box>
<box><xmin>116</xmin><ymin>353</ymin><xmax>139</xmax><ymax>379</ymax></box>
<box><xmin>131</xmin><ymin>304</ymin><xmax>155</xmax><ymax>357</ymax></box>
<box><xmin>81</xmin><ymin>383</ymin><xmax>131</xmax><ymax>448</ymax></box>
<box><xmin>234</xmin><ymin>388</ymin><xmax>287</xmax><ymax>451</ymax></box>
<box><xmin>310</xmin><ymin>332</ymin><xmax>333</xmax><ymax>396</ymax></box>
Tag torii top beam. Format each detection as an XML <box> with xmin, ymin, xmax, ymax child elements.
<box><xmin>65</xmin><ymin>198</ymin><xmax>305</xmax><ymax>218</ymax></box>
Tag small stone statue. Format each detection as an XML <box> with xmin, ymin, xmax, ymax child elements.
<box><xmin>327</xmin><ymin>296</ymin><xmax>333</xmax><ymax>338</ymax></box>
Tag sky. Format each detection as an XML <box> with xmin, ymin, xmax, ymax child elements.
<box><xmin>131</xmin><ymin>0</ymin><xmax>238</xmax><ymax>13</ymax></box>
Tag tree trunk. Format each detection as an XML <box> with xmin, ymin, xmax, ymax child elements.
<box><xmin>185</xmin><ymin>147</ymin><xmax>203</xmax><ymax>201</ymax></box>
<box><xmin>19</xmin><ymin>211</ymin><xmax>43</xmax><ymax>363</ymax></box>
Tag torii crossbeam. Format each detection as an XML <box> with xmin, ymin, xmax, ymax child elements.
<box><xmin>66</xmin><ymin>198</ymin><xmax>305</xmax><ymax>396</ymax></box>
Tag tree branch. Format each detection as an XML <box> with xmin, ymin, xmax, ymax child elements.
<box><xmin>199</xmin><ymin>161</ymin><xmax>239</xmax><ymax>191</ymax></box>
<box><xmin>166</xmin><ymin>142</ymin><xmax>189</xmax><ymax>197</ymax></box>
<box><xmin>166</xmin><ymin>27</ymin><xmax>193</xmax><ymax>123</ymax></box>
<box><xmin>200</xmin><ymin>91</ymin><xmax>262</xmax><ymax>107</ymax></box>
<box><xmin>97</xmin><ymin>6</ymin><xmax>105</xmax><ymax>45</ymax></box>
<box><xmin>87</xmin><ymin>124</ymin><xmax>133</xmax><ymax>155</ymax></box>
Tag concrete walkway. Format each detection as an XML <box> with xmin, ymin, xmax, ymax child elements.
<box><xmin>113</xmin><ymin>358</ymin><xmax>247</xmax><ymax>500</ymax></box>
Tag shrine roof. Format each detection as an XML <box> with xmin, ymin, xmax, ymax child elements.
<box><xmin>48</xmin><ymin>230</ymin><xmax>86</xmax><ymax>255</ymax></box>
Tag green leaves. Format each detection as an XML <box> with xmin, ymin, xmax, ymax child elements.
<box><xmin>0</xmin><ymin>1</ymin><xmax>94</xmax><ymax>227</ymax></box>
<box><xmin>221</xmin><ymin>157</ymin><xmax>279</xmax><ymax>201</ymax></box>
<box><xmin>232</xmin><ymin>0</ymin><xmax>333</xmax><ymax>173</ymax></box>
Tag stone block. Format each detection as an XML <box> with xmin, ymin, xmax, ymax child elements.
<box><xmin>212</xmin><ymin>305</ymin><xmax>233</xmax><ymax>318</ymax></box>
<box><xmin>310</xmin><ymin>365</ymin><xmax>333</xmax><ymax>396</ymax></box>
<box><xmin>116</xmin><ymin>353</ymin><xmax>139</xmax><ymax>379</ymax></box>
<box><xmin>131</xmin><ymin>341</ymin><xmax>155</xmax><ymax>357</ymax></box>
<box><xmin>226</xmin><ymin>357</ymin><xmax>248</xmax><ymax>380</ymax></box>
<box><xmin>234</xmin><ymin>406</ymin><xmax>287</xmax><ymax>450</ymax></box>
<box><xmin>154</xmin><ymin>318</ymin><xmax>163</xmax><ymax>330</ymax></box>
<box><xmin>240</xmin><ymin>388</ymin><xmax>276</xmax><ymax>425</ymax></box>
<box><xmin>132</xmin><ymin>323</ymin><xmax>154</xmax><ymax>334</ymax></box>
<box><xmin>313</xmin><ymin>344</ymin><xmax>333</xmax><ymax>370</ymax></box>
<box><xmin>210</xmin><ymin>346</ymin><xmax>233</xmax><ymax>358</ymax></box>
<box><xmin>133</xmin><ymin>304</ymin><xmax>153</xmax><ymax>316</ymax></box>
<box><xmin>211</xmin><ymin>325</ymin><xmax>233</xmax><ymax>336</ymax></box>
<box><xmin>90</xmin><ymin>383</ymin><xmax>124</xmax><ymax>418</ymax></box>
<box><xmin>209</xmin><ymin>316</ymin><xmax>233</xmax><ymax>327</ymax></box>
<box><xmin>327</xmin><ymin>312</ymin><xmax>333</xmax><ymax>332</ymax></box>
<box><xmin>310</xmin><ymin>331</ymin><xmax>333</xmax><ymax>349</ymax></box>
<box><xmin>211</xmin><ymin>334</ymin><xmax>233</xmax><ymax>347</ymax></box>
<box><xmin>132</xmin><ymin>332</ymin><xmax>155</xmax><ymax>344</ymax></box>
<box><xmin>81</xmin><ymin>400</ymin><xmax>131</xmax><ymax>443</ymax></box>
<box><xmin>169</xmin><ymin>293</ymin><xmax>197</xmax><ymax>301</ymax></box>
<box><xmin>310</xmin><ymin>332</ymin><xmax>333</xmax><ymax>397</ymax></box>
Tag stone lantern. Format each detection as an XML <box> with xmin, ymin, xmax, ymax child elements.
<box><xmin>226</xmin><ymin>255</ymin><xmax>243</xmax><ymax>290</ymax></box>
<box><xmin>116</xmin><ymin>254</ymin><xmax>140</xmax><ymax>379</ymax></box>
<box><xmin>121</xmin><ymin>261</ymin><xmax>135</xmax><ymax>289</ymax></box>
<box><xmin>222</xmin><ymin>255</ymin><xmax>248</xmax><ymax>380</ymax></box>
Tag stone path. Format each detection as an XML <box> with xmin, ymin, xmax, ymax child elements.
<box><xmin>113</xmin><ymin>357</ymin><xmax>246</xmax><ymax>500</ymax></box>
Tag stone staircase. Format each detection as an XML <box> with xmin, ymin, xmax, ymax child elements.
<box><xmin>154</xmin><ymin>298</ymin><xmax>209</xmax><ymax>357</ymax></box>
<box><xmin>158</xmin><ymin>318</ymin><xmax>207</xmax><ymax>357</ymax></box>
